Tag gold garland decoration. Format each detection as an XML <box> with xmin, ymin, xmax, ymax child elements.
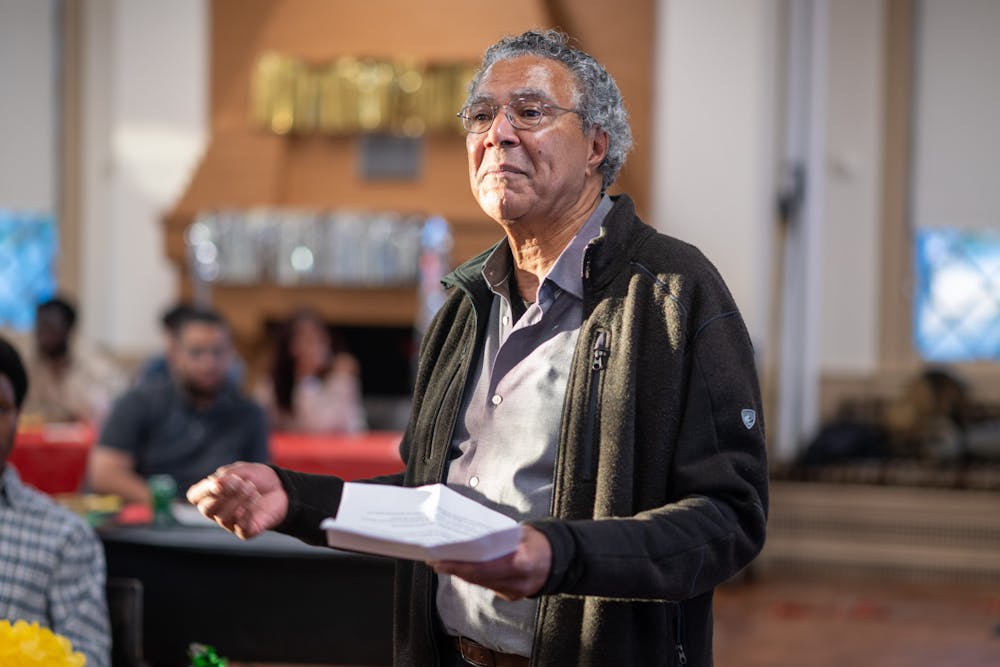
<box><xmin>251</xmin><ymin>52</ymin><xmax>479</xmax><ymax>137</ymax></box>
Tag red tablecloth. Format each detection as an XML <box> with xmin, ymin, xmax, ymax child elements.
<box><xmin>10</xmin><ymin>423</ymin><xmax>95</xmax><ymax>494</ymax></box>
<box><xmin>270</xmin><ymin>431</ymin><xmax>404</xmax><ymax>480</ymax></box>
<box><xmin>10</xmin><ymin>425</ymin><xmax>405</xmax><ymax>495</ymax></box>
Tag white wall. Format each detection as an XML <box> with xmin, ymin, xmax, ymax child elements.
<box><xmin>912</xmin><ymin>0</ymin><xmax>1000</xmax><ymax>231</ymax></box>
<box><xmin>653</xmin><ymin>0</ymin><xmax>780</xmax><ymax>352</ymax></box>
<box><xmin>818</xmin><ymin>0</ymin><xmax>884</xmax><ymax>373</ymax></box>
<box><xmin>0</xmin><ymin>0</ymin><xmax>57</xmax><ymax>211</ymax></box>
<box><xmin>80</xmin><ymin>0</ymin><xmax>208</xmax><ymax>354</ymax></box>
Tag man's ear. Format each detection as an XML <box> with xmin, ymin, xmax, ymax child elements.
<box><xmin>588</xmin><ymin>129</ymin><xmax>610</xmax><ymax>171</ymax></box>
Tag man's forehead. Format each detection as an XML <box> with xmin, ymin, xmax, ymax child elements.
<box><xmin>469</xmin><ymin>87</ymin><xmax>552</xmax><ymax>104</ymax></box>
<box><xmin>178</xmin><ymin>322</ymin><xmax>229</xmax><ymax>343</ymax></box>
<box><xmin>473</xmin><ymin>57</ymin><xmax>578</xmax><ymax>102</ymax></box>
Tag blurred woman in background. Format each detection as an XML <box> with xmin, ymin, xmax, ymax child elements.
<box><xmin>256</xmin><ymin>310</ymin><xmax>366</xmax><ymax>433</ymax></box>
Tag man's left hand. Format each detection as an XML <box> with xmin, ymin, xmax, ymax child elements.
<box><xmin>429</xmin><ymin>525</ymin><xmax>552</xmax><ymax>601</ymax></box>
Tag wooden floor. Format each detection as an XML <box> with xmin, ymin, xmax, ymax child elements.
<box><xmin>234</xmin><ymin>572</ymin><xmax>1000</xmax><ymax>666</ymax></box>
<box><xmin>714</xmin><ymin>573</ymin><xmax>1000</xmax><ymax>667</ymax></box>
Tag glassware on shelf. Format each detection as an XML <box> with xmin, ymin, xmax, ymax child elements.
<box><xmin>186</xmin><ymin>207</ymin><xmax>434</xmax><ymax>289</ymax></box>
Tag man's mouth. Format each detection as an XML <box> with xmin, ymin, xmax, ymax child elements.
<box><xmin>483</xmin><ymin>164</ymin><xmax>526</xmax><ymax>177</ymax></box>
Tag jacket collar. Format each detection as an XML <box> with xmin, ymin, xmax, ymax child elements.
<box><xmin>444</xmin><ymin>194</ymin><xmax>652</xmax><ymax>303</ymax></box>
<box><xmin>582</xmin><ymin>194</ymin><xmax>655</xmax><ymax>291</ymax></box>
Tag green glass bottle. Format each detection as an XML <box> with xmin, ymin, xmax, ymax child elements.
<box><xmin>188</xmin><ymin>643</ymin><xmax>227</xmax><ymax>667</ymax></box>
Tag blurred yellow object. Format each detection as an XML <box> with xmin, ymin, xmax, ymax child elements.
<box><xmin>251</xmin><ymin>51</ymin><xmax>475</xmax><ymax>137</ymax></box>
<box><xmin>0</xmin><ymin>619</ymin><xmax>87</xmax><ymax>666</ymax></box>
<box><xmin>15</xmin><ymin>413</ymin><xmax>45</xmax><ymax>432</ymax></box>
<box><xmin>53</xmin><ymin>493</ymin><xmax>123</xmax><ymax>516</ymax></box>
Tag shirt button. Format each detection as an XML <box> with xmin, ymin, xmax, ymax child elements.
<box><xmin>502</xmin><ymin>315</ymin><xmax>510</xmax><ymax>326</ymax></box>
<box><xmin>469</xmin><ymin>475</ymin><xmax>480</xmax><ymax>488</ymax></box>
<box><xmin>491</xmin><ymin>394</ymin><xmax>502</xmax><ymax>406</ymax></box>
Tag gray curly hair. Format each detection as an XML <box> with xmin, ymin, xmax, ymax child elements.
<box><xmin>467</xmin><ymin>30</ymin><xmax>633</xmax><ymax>191</ymax></box>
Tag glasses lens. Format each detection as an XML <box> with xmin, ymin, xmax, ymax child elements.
<box><xmin>507</xmin><ymin>99</ymin><xmax>545</xmax><ymax>129</ymax></box>
<box><xmin>463</xmin><ymin>103</ymin><xmax>494</xmax><ymax>133</ymax></box>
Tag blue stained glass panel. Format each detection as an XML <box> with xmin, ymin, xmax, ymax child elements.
<box><xmin>914</xmin><ymin>227</ymin><xmax>1000</xmax><ymax>362</ymax></box>
<box><xmin>0</xmin><ymin>211</ymin><xmax>58</xmax><ymax>331</ymax></box>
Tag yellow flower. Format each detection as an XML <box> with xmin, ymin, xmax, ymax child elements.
<box><xmin>0</xmin><ymin>619</ymin><xmax>86</xmax><ymax>666</ymax></box>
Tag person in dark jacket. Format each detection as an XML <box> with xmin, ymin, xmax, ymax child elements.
<box><xmin>188</xmin><ymin>29</ymin><xmax>768</xmax><ymax>666</ymax></box>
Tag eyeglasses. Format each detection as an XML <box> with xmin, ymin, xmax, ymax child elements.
<box><xmin>180</xmin><ymin>345</ymin><xmax>230</xmax><ymax>360</ymax></box>
<box><xmin>457</xmin><ymin>97</ymin><xmax>582</xmax><ymax>134</ymax></box>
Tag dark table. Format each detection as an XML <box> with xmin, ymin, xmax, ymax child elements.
<box><xmin>99</xmin><ymin>521</ymin><xmax>394</xmax><ymax>666</ymax></box>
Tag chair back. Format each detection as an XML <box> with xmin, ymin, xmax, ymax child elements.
<box><xmin>106</xmin><ymin>577</ymin><xmax>144</xmax><ymax>667</ymax></box>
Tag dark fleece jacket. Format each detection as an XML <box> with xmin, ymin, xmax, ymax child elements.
<box><xmin>273</xmin><ymin>194</ymin><xmax>768</xmax><ymax>666</ymax></box>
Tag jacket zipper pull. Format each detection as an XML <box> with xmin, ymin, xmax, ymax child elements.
<box><xmin>591</xmin><ymin>330</ymin><xmax>609</xmax><ymax>370</ymax></box>
<box><xmin>674</xmin><ymin>603</ymin><xmax>688</xmax><ymax>665</ymax></box>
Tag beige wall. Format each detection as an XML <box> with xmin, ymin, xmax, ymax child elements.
<box><xmin>0</xmin><ymin>0</ymin><xmax>57</xmax><ymax>211</ymax></box>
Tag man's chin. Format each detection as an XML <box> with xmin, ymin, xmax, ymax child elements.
<box><xmin>182</xmin><ymin>382</ymin><xmax>223</xmax><ymax>401</ymax></box>
<box><xmin>478</xmin><ymin>191</ymin><xmax>528</xmax><ymax>224</ymax></box>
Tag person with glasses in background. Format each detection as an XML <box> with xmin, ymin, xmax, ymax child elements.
<box><xmin>88</xmin><ymin>308</ymin><xmax>268</xmax><ymax>506</ymax></box>
<box><xmin>189</xmin><ymin>30</ymin><xmax>767</xmax><ymax>666</ymax></box>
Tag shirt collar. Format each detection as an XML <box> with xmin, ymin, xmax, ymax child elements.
<box><xmin>481</xmin><ymin>194</ymin><xmax>614</xmax><ymax>302</ymax></box>
<box><xmin>0</xmin><ymin>465</ymin><xmax>26</xmax><ymax>509</ymax></box>
<box><xmin>546</xmin><ymin>194</ymin><xmax>613</xmax><ymax>300</ymax></box>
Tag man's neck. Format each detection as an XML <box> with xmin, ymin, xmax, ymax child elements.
<box><xmin>177</xmin><ymin>380</ymin><xmax>224</xmax><ymax>411</ymax></box>
<box><xmin>504</xmin><ymin>189</ymin><xmax>603</xmax><ymax>302</ymax></box>
<box><xmin>41</xmin><ymin>353</ymin><xmax>70</xmax><ymax>374</ymax></box>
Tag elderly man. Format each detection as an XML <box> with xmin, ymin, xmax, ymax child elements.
<box><xmin>89</xmin><ymin>308</ymin><xmax>268</xmax><ymax>505</ymax></box>
<box><xmin>189</xmin><ymin>30</ymin><xmax>767</xmax><ymax>666</ymax></box>
<box><xmin>0</xmin><ymin>336</ymin><xmax>111</xmax><ymax>666</ymax></box>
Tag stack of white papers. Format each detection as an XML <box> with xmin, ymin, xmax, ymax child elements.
<box><xmin>321</xmin><ymin>483</ymin><xmax>523</xmax><ymax>562</ymax></box>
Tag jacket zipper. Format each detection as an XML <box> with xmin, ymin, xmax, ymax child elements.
<box><xmin>674</xmin><ymin>602</ymin><xmax>688</xmax><ymax>665</ymax></box>
<box><xmin>581</xmin><ymin>329</ymin><xmax>608</xmax><ymax>481</ymax></box>
<box><xmin>424</xmin><ymin>355</ymin><xmax>465</xmax><ymax>463</ymax></box>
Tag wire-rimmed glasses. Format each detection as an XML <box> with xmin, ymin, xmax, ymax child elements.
<box><xmin>457</xmin><ymin>97</ymin><xmax>582</xmax><ymax>134</ymax></box>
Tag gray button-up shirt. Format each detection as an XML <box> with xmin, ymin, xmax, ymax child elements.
<box><xmin>437</xmin><ymin>195</ymin><xmax>613</xmax><ymax>656</ymax></box>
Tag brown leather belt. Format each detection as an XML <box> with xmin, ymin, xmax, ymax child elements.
<box><xmin>450</xmin><ymin>635</ymin><xmax>530</xmax><ymax>667</ymax></box>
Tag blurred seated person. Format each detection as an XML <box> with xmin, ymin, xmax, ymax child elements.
<box><xmin>134</xmin><ymin>302</ymin><xmax>244</xmax><ymax>387</ymax></box>
<box><xmin>87</xmin><ymin>308</ymin><xmax>268</xmax><ymax>505</ymax></box>
<box><xmin>255</xmin><ymin>310</ymin><xmax>366</xmax><ymax>433</ymax></box>
<box><xmin>16</xmin><ymin>296</ymin><xmax>126</xmax><ymax>427</ymax></box>
<box><xmin>0</xmin><ymin>336</ymin><xmax>111</xmax><ymax>666</ymax></box>
<box><xmin>132</xmin><ymin>302</ymin><xmax>194</xmax><ymax>386</ymax></box>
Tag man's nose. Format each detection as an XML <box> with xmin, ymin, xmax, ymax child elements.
<box><xmin>484</xmin><ymin>109</ymin><xmax>519</xmax><ymax>147</ymax></box>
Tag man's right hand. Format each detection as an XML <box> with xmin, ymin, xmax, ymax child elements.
<box><xmin>186</xmin><ymin>462</ymin><xmax>288</xmax><ymax>540</ymax></box>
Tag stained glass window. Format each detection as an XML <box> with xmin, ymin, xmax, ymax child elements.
<box><xmin>914</xmin><ymin>227</ymin><xmax>1000</xmax><ymax>361</ymax></box>
<box><xmin>0</xmin><ymin>211</ymin><xmax>57</xmax><ymax>331</ymax></box>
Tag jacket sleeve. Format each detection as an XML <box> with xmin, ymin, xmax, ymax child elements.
<box><xmin>271</xmin><ymin>466</ymin><xmax>407</xmax><ymax>546</ymax></box>
<box><xmin>530</xmin><ymin>312</ymin><xmax>768</xmax><ymax>601</ymax></box>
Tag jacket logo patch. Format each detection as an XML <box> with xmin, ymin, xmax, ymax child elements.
<box><xmin>741</xmin><ymin>409</ymin><xmax>757</xmax><ymax>430</ymax></box>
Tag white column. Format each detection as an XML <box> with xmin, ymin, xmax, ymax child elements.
<box><xmin>776</xmin><ymin>0</ymin><xmax>828</xmax><ymax>461</ymax></box>
<box><xmin>80</xmin><ymin>0</ymin><xmax>208</xmax><ymax>354</ymax></box>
